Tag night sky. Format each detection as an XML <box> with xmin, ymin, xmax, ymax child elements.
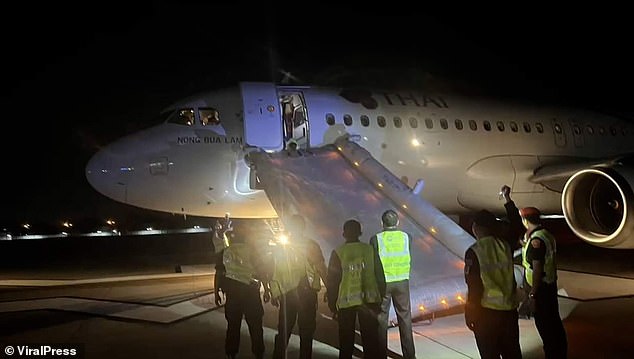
<box><xmin>2</xmin><ymin>3</ymin><xmax>633</xmax><ymax>231</ymax></box>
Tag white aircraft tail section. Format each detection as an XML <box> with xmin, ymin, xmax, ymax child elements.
<box><xmin>247</xmin><ymin>138</ymin><xmax>474</xmax><ymax>320</ymax></box>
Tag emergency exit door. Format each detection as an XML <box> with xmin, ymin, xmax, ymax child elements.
<box><xmin>240</xmin><ymin>82</ymin><xmax>283</xmax><ymax>151</ymax></box>
<box><xmin>279</xmin><ymin>90</ymin><xmax>309</xmax><ymax>148</ymax></box>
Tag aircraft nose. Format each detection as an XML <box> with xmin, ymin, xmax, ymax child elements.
<box><xmin>85</xmin><ymin>144</ymin><xmax>133</xmax><ymax>203</ymax></box>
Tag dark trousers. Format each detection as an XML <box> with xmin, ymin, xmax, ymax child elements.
<box><xmin>273</xmin><ymin>285</ymin><xmax>318</xmax><ymax>359</ymax></box>
<box><xmin>533</xmin><ymin>282</ymin><xmax>568</xmax><ymax>359</ymax></box>
<box><xmin>224</xmin><ymin>281</ymin><xmax>265</xmax><ymax>358</ymax></box>
<box><xmin>338</xmin><ymin>303</ymin><xmax>381</xmax><ymax>359</ymax></box>
<box><xmin>473</xmin><ymin>307</ymin><xmax>522</xmax><ymax>359</ymax></box>
<box><xmin>377</xmin><ymin>280</ymin><xmax>415</xmax><ymax>359</ymax></box>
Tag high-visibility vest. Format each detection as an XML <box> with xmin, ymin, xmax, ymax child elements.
<box><xmin>522</xmin><ymin>228</ymin><xmax>557</xmax><ymax>286</ymax></box>
<box><xmin>294</xmin><ymin>238</ymin><xmax>322</xmax><ymax>291</ymax></box>
<box><xmin>335</xmin><ymin>242</ymin><xmax>381</xmax><ymax>309</ymax></box>
<box><xmin>469</xmin><ymin>236</ymin><xmax>517</xmax><ymax>310</ymax></box>
<box><xmin>269</xmin><ymin>244</ymin><xmax>306</xmax><ymax>298</ymax></box>
<box><xmin>223</xmin><ymin>243</ymin><xmax>256</xmax><ymax>285</ymax></box>
<box><xmin>376</xmin><ymin>230</ymin><xmax>411</xmax><ymax>282</ymax></box>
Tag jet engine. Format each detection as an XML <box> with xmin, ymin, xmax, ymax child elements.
<box><xmin>561</xmin><ymin>167</ymin><xmax>634</xmax><ymax>248</ymax></box>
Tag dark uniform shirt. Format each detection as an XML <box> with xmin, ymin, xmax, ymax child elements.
<box><xmin>464</xmin><ymin>248</ymin><xmax>483</xmax><ymax>305</ymax></box>
<box><xmin>525</xmin><ymin>227</ymin><xmax>547</xmax><ymax>270</ymax></box>
<box><xmin>503</xmin><ymin>201</ymin><xmax>526</xmax><ymax>251</ymax></box>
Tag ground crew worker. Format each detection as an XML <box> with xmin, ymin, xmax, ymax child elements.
<box><xmin>213</xmin><ymin>212</ymin><xmax>233</xmax><ymax>252</ymax></box>
<box><xmin>286</xmin><ymin>140</ymin><xmax>302</xmax><ymax>157</ymax></box>
<box><xmin>327</xmin><ymin>219</ymin><xmax>383</xmax><ymax>359</ymax></box>
<box><xmin>266</xmin><ymin>214</ymin><xmax>328</xmax><ymax>359</ymax></box>
<box><xmin>214</xmin><ymin>227</ymin><xmax>265</xmax><ymax>359</ymax></box>
<box><xmin>499</xmin><ymin>185</ymin><xmax>534</xmax><ymax>318</ymax></box>
<box><xmin>518</xmin><ymin>206</ymin><xmax>568</xmax><ymax>359</ymax></box>
<box><xmin>464</xmin><ymin>209</ymin><xmax>523</xmax><ymax>359</ymax></box>
<box><xmin>369</xmin><ymin>209</ymin><xmax>416</xmax><ymax>359</ymax></box>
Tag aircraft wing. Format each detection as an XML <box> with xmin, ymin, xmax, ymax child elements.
<box><xmin>247</xmin><ymin>137</ymin><xmax>475</xmax><ymax>321</ymax></box>
<box><xmin>531</xmin><ymin>153</ymin><xmax>634</xmax><ymax>184</ymax></box>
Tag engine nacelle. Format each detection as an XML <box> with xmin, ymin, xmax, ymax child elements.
<box><xmin>561</xmin><ymin>166</ymin><xmax>634</xmax><ymax>248</ymax></box>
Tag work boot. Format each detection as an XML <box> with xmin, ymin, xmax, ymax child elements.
<box><xmin>517</xmin><ymin>301</ymin><xmax>532</xmax><ymax>319</ymax></box>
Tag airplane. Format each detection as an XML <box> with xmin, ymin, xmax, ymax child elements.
<box><xmin>85</xmin><ymin>81</ymin><xmax>634</xmax><ymax>320</ymax></box>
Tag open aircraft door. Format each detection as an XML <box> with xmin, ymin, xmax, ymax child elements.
<box><xmin>240</xmin><ymin>82</ymin><xmax>283</xmax><ymax>151</ymax></box>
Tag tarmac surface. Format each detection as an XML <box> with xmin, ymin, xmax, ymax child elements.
<box><xmin>1</xmin><ymin>234</ymin><xmax>634</xmax><ymax>358</ymax></box>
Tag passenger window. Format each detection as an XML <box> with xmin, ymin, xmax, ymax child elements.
<box><xmin>167</xmin><ymin>108</ymin><xmax>195</xmax><ymax>126</ymax></box>
<box><xmin>409</xmin><ymin>117</ymin><xmax>418</xmax><ymax>128</ymax></box>
<box><xmin>455</xmin><ymin>119</ymin><xmax>463</xmax><ymax>130</ymax></box>
<box><xmin>510</xmin><ymin>121</ymin><xmax>519</xmax><ymax>132</ymax></box>
<box><xmin>425</xmin><ymin>118</ymin><xmax>433</xmax><ymax>129</ymax></box>
<box><xmin>199</xmin><ymin>108</ymin><xmax>220</xmax><ymax>126</ymax></box>
<box><xmin>468</xmin><ymin>120</ymin><xmax>477</xmax><ymax>131</ymax></box>
<box><xmin>535</xmin><ymin>122</ymin><xmax>544</xmax><ymax>133</ymax></box>
<box><xmin>573</xmin><ymin>125</ymin><xmax>581</xmax><ymax>135</ymax></box>
<box><xmin>523</xmin><ymin>122</ymin><xmax>531</xmax><ymax>133</ymax></box>
<box><xmin>610</xmin><ymin>126</ymin><xmax>618</xmax><ymax>136</ymax></box>
<box><xmin>496</xmin><ymin>121</ymin><xmax>505</xmax><ymax>131</ymax></box>
<box><xmin>326</xmin><ymin>113</ymin><xmax>335</xmax><ymax>126</ymax></box>
<box><xmin>440</xmin><ymin>118</ymin><xmax>448</xmax><ymax>129</ymax></box>
<box><xmin>599</xmin><ymin>126</ymin><xmax>606</xmax><ymax>135</ymax></box>
<box><xmin>343</xmin><ymin>114</ymin><xmax>352</xmax><ymax>126</ymax></box>
<box><xmin>360</xmin><ymin>115</ymin><xmax>370</xmax><ymax>127</ymax></box>
<box><xmin>377</xmin><ymin>116</ymin><xmax>386</xmax><ymax>128</ymax></box>
<box><xmin>483</xmin><ymin>120</ymin><xmax>491</xmax><ymax>131</ymax></box>
<box><xmin>393</xmin><ymin>116</ymin><xmax>402</xmax><ymax>128</ymax></box>
<box><xmin>586</xmin><ymin>125</ymin><xmax>594</xmax><ymax>135</ymax></box>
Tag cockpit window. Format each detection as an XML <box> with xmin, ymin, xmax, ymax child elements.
<box><xmin>200</xmin><ymin>108</ymin><xmax>220</xmax><ymax>126</ymax></box>
<box><xmin>154</xmin><ymin>109</ymin><xmax>176</xmax><ymax>123</ymax></box>
<box><xmin>167</xmin><ymin>108</ymin><xmax>195</xmax><ymax>126</ymax></box>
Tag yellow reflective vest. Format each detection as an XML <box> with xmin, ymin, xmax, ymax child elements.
<box><xmin>469</xmin><ymin>235</ymin><xmax>517</xmax><ymax>310</ymax></box>
<box><xmin>376</xmin><ymin>230</ymin><xmax>411</xmax><ymax>282</ymax></box>
<box><xmin>335</xmin><ymin>242</ymin><xmax>381</xmax><ymax>309</ymax></box>
<box><xmin>295</xmin><ymin>238</ymin><xmax>323</xmax><ymax>291</ymax></box>
<box><xmin>223</xmin><ymin>243</ymin><xmax>256</xmax><ymax>285</ymax></box>
<box><xmin>269</xmin><ymin>243</ymin><xmax>307</xmax><ymax>298</ymax></box>
<box><xmin>522</xmin><ymin>228</ymin><xmax>557</xmax><ymax>286</ymax></box>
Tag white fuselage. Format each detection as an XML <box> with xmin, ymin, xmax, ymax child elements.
<box><xmin>85</xmin><ymin>84</ymin><xmax>634</xmax><ymax>219</ymax></box>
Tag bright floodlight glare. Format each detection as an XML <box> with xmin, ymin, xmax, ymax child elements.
<box><xmin>278</xmin><ymin>233</ymin><xmax>289</xmax><ymax>245</ymax></box>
